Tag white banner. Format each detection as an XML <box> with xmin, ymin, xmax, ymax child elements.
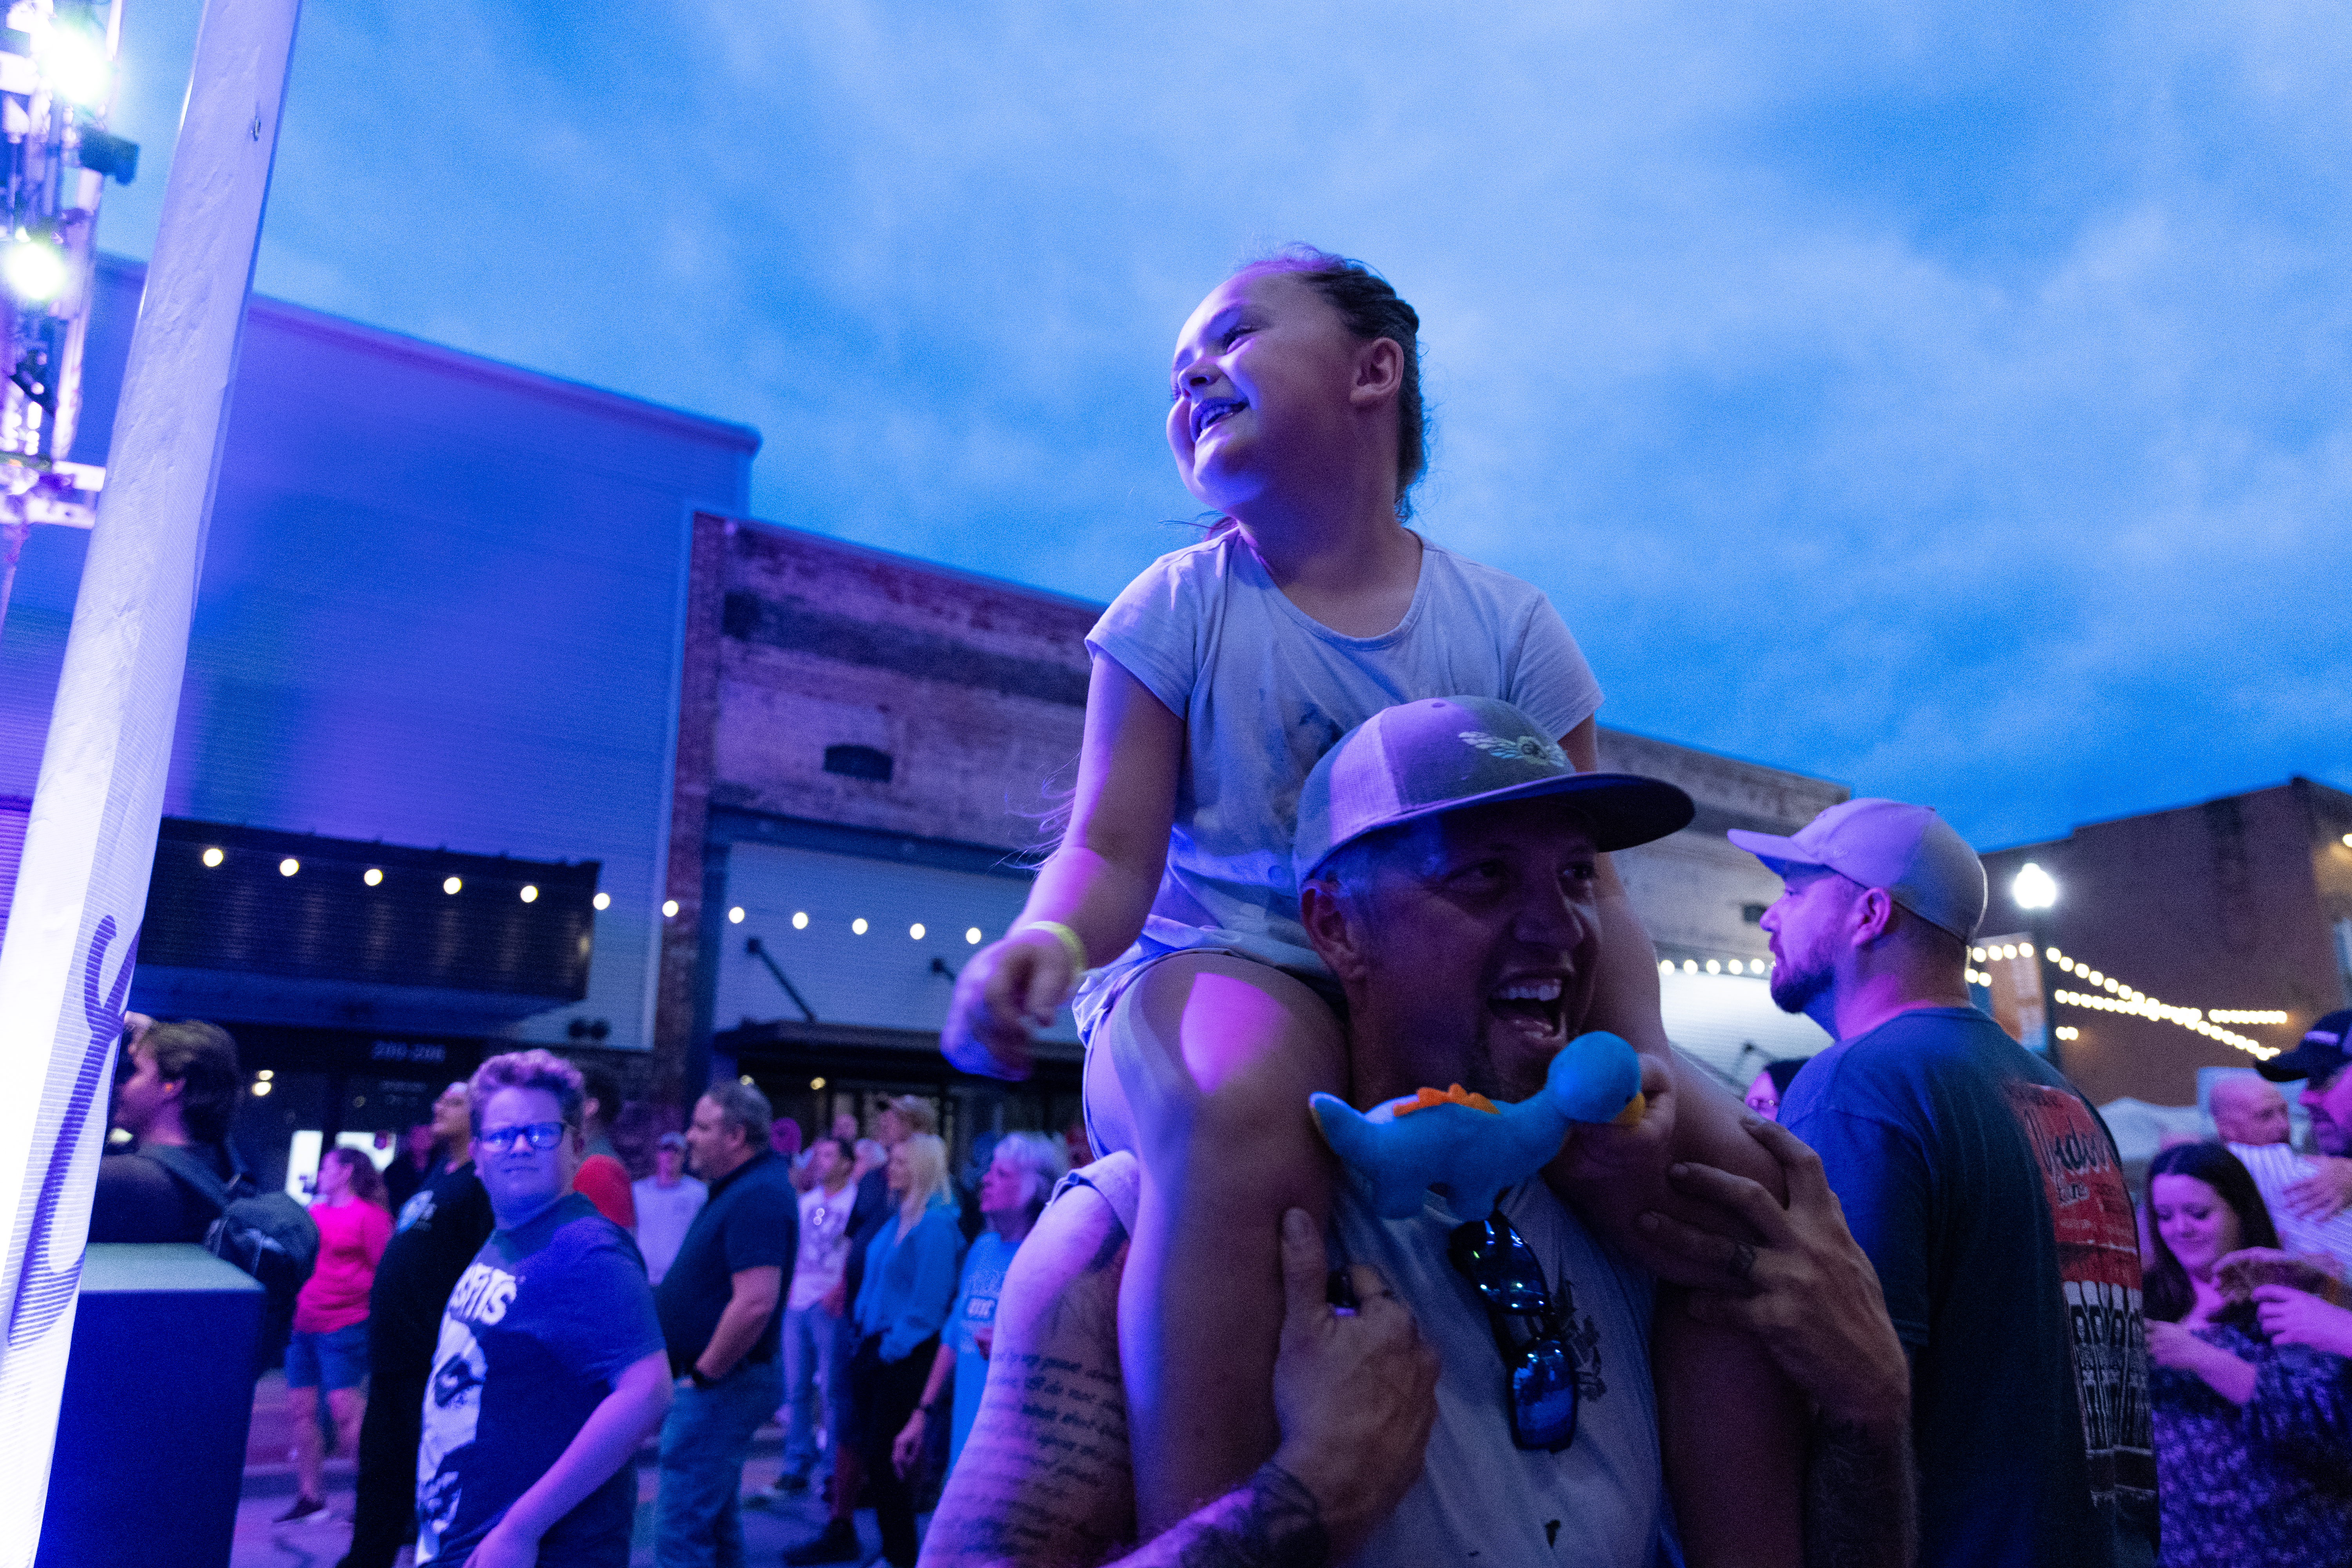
<box><xmin>0</xmin><ymin>1</ymin><xmax>301</xmax><ymax>1559</ymax></box>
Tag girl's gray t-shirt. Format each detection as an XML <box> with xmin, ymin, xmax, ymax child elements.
<box><xmin>1076</xmin><ymin>530</ymin><xmax>1601</xmax><ymax>1025</ymax></box>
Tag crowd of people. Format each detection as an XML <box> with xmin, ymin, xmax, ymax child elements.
<box><xmin>79</xmin><ymin>244</ymin><xmax>2352</xmax><ymax>1568</ymax></box>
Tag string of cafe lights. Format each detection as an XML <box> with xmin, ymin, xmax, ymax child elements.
<box><xmin>1967</xmin><ymin>940</ymin><xmax>2284</xmax><ymax>1062</ymax></box>
<box><xmin>1656</xmin><ymin>956</ymin><xmax>1773</xmax><ymax>978</ymax></box>
<box><xmin>696</xmin><ymin>904</ymin><xmax>991</xmax><ymax>946</ymax></box>
<box><xmin>198</xmin><ymin>842</ymin><xmax>594</xmax><ymax>906</ymax></box>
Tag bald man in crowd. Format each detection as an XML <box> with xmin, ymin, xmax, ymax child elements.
<box><xmin>2218</xmin><ymin>1019</ymin><xmax>2352</xmax><ymax>1277</ymax></box>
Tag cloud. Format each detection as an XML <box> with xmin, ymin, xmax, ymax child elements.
<box><xmin>95</xmin><ymin>0</ymin><xmax>2352</xmax><ymax>846</ymax></box>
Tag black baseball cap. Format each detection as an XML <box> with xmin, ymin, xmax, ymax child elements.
<box><xmin>2257</xmin><ymin>1009</ymin><xmax>2352</xmax><ymax>1083</ymax></box>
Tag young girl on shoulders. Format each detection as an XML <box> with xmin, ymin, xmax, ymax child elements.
<box><xmin>945</xmin><ymin>247</ymin><xmax>1800</xmax><ymax>1559</ymax></box>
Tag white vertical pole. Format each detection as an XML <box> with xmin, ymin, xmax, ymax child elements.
<box><xmin>0</xmin><ymin>1</ymin><xmax>301</xmax><ymax>1559</ymax></box>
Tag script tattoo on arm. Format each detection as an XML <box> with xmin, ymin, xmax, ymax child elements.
<box><xmin>1803</xmin><ymin>1414</ymin><xmax>1918</xmax><ymax>1568</ymax></box>
<box><xmin>923</xmin><ymin>1181</ymin><xmax>1336</xmax><ymax>1568</ymax></box>
<box><xmin>921</xmin><ymin>1184</ymin><xmax>1140</xmax><ymax>1568</ymax></box>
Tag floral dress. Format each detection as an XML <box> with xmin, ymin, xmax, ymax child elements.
<box><xmin>2151</xmin><ymin>1319</ymin><xmax>2352</xmax><ymax>1566</ymax></box>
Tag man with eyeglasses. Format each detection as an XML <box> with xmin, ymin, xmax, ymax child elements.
<box><xmin>413</xmin><ymin>1051</ymin><xmax>671</xmax><ymax>1567</ymax></box>
<box><xmin>925</xmin><ymin>699</ymin><xmax>1914</xmax><ymax>1566</ymax></box>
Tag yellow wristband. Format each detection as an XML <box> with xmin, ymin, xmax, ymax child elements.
<box><xmin>1021</xmin><ymin>920</ymin><xmax>1090</xmax><ymax>974</ymax></box>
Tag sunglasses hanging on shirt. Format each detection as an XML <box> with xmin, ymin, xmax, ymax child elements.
<box><xmin>1448</xmin><ymin>1212</ymin><xmax>1580</xmax><ymax>1453</ymax></box>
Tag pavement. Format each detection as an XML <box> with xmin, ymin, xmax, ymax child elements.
<box><xmin>233</xmin><ymin>1374</ymin><xmax>902</xmax><ymax>1568</ymax></box>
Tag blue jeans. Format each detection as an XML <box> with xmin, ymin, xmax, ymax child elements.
<box><xmin>653</xmin><ymin>1357</ymin><xmax>785</xmax><ymax>1568</ymax></box>
<box><xmin>284</xmin><ymin>1319</ymin><xmax>369</xmax><ymax>1390</ymax></box>
<box><xmin>780</xmin><ymin>1304</ymin><xmax>851</xmax><ymax>1476</ymax></box>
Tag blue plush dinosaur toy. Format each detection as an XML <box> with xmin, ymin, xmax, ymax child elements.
<box><xmin>1310</xmin><ymin>1032</ymin><xmax>1646</xmax><ymax>1220</ymax></box>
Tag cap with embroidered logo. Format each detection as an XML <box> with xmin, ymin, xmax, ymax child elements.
<box><xmin>1291</xmin><ymin>696</ymin><xmax>1695</xmax><ymax>886</ymax></box>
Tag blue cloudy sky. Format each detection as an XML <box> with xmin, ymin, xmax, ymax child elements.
<box><xmin>93</xmin><ymin>1</ymin><xmax>2352</xmax><ymax>849</ymax></box>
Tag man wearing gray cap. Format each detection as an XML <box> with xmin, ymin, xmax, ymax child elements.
<box><xmin>927</xmin><ymin>701</ymin><xmax>1915</xmax><ymax>1568</ymax></box>
<box><xmin>1733</xmin><ymin>799</ymin><xmax>2156</xmax><ymax>1568</ymax></box>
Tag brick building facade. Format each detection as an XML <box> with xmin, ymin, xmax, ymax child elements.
<box><xmin>652</xmin><ymin>513</ymin><xmax>1847</xmax><ymax>1144</ymax></box>
<box><xmin>1981</xmin><ymin>779</ymin><xmax>2352</xmax><ymax>1106</ymax></box>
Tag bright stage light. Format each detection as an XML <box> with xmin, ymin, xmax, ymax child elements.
<box><xmin>852</xmin><ymin>918</ymin><xmax>868</xmax><ymax>935</ymax></box>
<box><xmin>792</xmin><ymin>911</ymin><xmax>808</xmax><ymax>929</ymax></box>
<box><xmin>661</xmin><ymin>898</ymin><xmax>679</xmax><ymax>918</ymax></box>
<box><xmin>521</xmin><ymin>885</ymin><xmax>539</xmax><ymax>903</ymax></box>
<box><xmin>728</xmin><ymin>906</ymin><xmax>744</xmax><ymax>923</ymax></box>
<box><xmin>811</xmin><ymin>1076</ymin><xmax>826</xmax><ymax>1091</ymax></box>
<box><xmin>909</xmin><ymin>923</ymin><xmax>926</xmax><ymax>940</ymax></box>
<box><xmin>966</xmin><ymin>927</ymin><xmax>982</xmax><ymax>945</ymax></box>
<box><xmin>2012</xmin><ymin>862</ymin><xmax>2058</xmax><ymax>911</ymax></box>
<box><xmin>592</xmin><ymin>891</ymin><xmax>610</xmax><ymax>909</ymax></box>
<box><xmin>38</xmin><ymin>25</ymin><xmax>112</xmax><ymax>109</ymax></box>
<box><xmin>201</xmin><ymin>846</ymin><xmax>224</xmax><ymax>867</ymax></box>
<box><xmin>364</xmin><ymin>867</ymin><xmax>383</xmax><ymax>886</ymax></box>
<box><xmin>278</xmin><ymin>857</ymin><xmax>299</xmax><ymax>877</ymax></box>
<box><xmin>4</xmin><ymin>236</ymin><xmax>67</xmax><ymax>303</ymax></box>
<box><xmin>445</xmin><ymin>877</ymin><xmax>464</xmax><ymax>895</ymax></box>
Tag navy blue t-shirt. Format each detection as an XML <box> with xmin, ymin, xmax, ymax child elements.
<box><xmin>415</xmin><ymin>1193</ymin><xmax>664</xmax><ymax>1566</ymax></box>
<box><xmin>1784</xmin><ymin>1007</ymin><xmax>2155</xmax><ymax>1568</ymax></box>
<box><xmin>654</xmin><ymin>1147</ymin><xmax>797</xmax><ymax>1374</ymax></box>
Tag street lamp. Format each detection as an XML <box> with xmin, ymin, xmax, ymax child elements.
<box><xmin>2011</xmin><ymin>862</ymin><xmax>2062</xmax><ymax>1071</ymax></box>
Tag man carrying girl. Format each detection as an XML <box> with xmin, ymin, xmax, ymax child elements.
<box><xmin>947</xmin><ymin>246</ymin><xmax>1809</xmax><ymax>1559</ymax></box>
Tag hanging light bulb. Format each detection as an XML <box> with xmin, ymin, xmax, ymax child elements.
<box><xmin>4</xmin><ymin>235</ymin><xmax>67</xmax><ymax>304</ymax></box>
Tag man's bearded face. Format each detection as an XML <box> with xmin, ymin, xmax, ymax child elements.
<box><xmin>1762</xmin><ymin>866</ymin><xmax>1853</xmax><ymax>1018</ymax></box>
<box><xmin>1337</xmin><ymin>799</ymin><xmax>1604</xmax><ymax>1105</ymax></box>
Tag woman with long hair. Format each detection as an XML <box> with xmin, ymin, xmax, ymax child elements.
<box><xmin>279</xmin><ymin>1145</ymin><xmax>393</xmax><ymax>1525</ymax></box>
<box><xmin>2144</xmin><ymin>1141</ymin><xmax>2352</xmax><ymax>1566</ymax></box>
<box><xmin>893</xmin><ymin>1131</ymin><xmax>1071</xmax><ymax>1483</ymax></box>
<box><xmin>849</xmin><ymin>1133</ymin><xmax>964</xmax><ymax>1567</ymax></box>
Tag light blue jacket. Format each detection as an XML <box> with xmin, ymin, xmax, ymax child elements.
<box><xmin>853</xmin><ymin>1193</ymin><xmax>964</xmax><ymax>1363</ymax></box>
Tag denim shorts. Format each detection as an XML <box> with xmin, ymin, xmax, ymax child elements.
<box><xmin>284</xmin><ymin>1320</ymin><xmax>369</xmax><ymax>1390</ymax></box>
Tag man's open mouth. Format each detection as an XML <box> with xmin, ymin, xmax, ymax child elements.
<box><xmin>1192</xmin><ymin>397</ymin><xmax>1243</xmax><ymax>440</ymax></box>
<box><xmin>1488</xmin><ymin>976</ymin><xmax>1566</xmax><ymax>1042</ymax></box>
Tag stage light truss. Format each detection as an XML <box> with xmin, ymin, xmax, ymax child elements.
<box><xmin>0</xmin><ymin>0</ymin><xmax>136</xmax><ymax>531</ymax></box>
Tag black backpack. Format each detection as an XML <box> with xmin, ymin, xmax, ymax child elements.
<box><xmin>145</xmin><ymin>1143</ymin><xmax>321</xmax><ymax>1374</ymax></box>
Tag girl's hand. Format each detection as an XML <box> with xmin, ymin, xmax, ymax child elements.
<box><xmin>942</xmin><ymin>930</ymin><xmax>1074</xmax><ymax>1080</ymax></box>
<box><xmin>2145</xmin><ymin>1319</ymin><xmax>2203</xmax><ymax>1370</ymax></box>
<box><xmin>2254</xmin><ymin>1283</ymin><xmax>2352</xmax><ymax>1356</ymax></box>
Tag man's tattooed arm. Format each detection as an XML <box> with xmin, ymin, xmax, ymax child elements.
<box><xmin>1803</xmin><ymin>1413</ymin><xmax>1917</xmax><ymax>1568</ymax></box>
<box><xmin>1140</xmin><ymin>1462</ymin><xmax>1328</xmax><ymax>1568</ymax></box>
<box><xmin>922</xmin><ymin>1180</ymin><xmax>1140</xmax><ymax>1568</ymax></box>
<box><xmin>923</xmin><ymin>1183</ymin><xmax>1436</xmax><ymax>1568</ymax></box>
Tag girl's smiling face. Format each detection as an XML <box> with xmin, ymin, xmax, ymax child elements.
<box><xmin>1165</xmin><ymin>268</ymin><xmax>1374</xmax><ymax>517</ymax></box>
<box><xmin>2152</xmin><ymin>1172</ymin><xmax>2242</xmax><ymax>1279</ymax></box>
